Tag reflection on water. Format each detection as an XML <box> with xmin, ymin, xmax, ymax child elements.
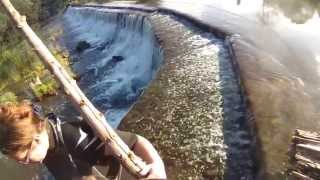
<box><xmin>266</xmin><ymin>0</ymin><xmax>320</xmax><ymax>24</ymax></box>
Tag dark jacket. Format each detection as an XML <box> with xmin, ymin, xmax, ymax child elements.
<box><xmin>43</xmin><ymin>113</ymin><xmax>137</xmax><ymax>180</ymax></box>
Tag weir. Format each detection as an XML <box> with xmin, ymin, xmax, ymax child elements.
<box><xmin>46</xmin><ymin>5</ymin><xmax>256</xmax><ymax>179</ymax></box>
<box><xmin>0</xmin><ymin>4</ymin><xmax>256</xmax><ymax>180</ymax></box>
<box><xmin>120</xmin><ymin>12</ymin><xmax>255</xmax><ymax>179</ymax></box>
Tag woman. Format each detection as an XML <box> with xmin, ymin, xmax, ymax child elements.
<box><xmin>0</xmin><ymin>101</ymin><xmax>166</xmax><ymax>180</ymax></box>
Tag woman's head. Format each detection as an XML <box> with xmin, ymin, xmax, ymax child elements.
<box><xmin>0</xmin><ymin>101</ymin><xmax>49</xmax><ymax>164</ymax></box>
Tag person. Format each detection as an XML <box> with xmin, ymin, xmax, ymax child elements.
<box><xmin>0</xmin><ymin>101</ymin><xmax>166</xmax><ymax>180</ymax></box>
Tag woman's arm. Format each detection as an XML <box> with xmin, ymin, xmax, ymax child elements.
<box><xmin>104</xmin><ymin>135</ymin><xmax>166</xmax><ymax>179</ymax></box>
<box><xmin>132</xmin><ymin>136</ymin><xmax>166</xmax><ymax>179</ymax></box>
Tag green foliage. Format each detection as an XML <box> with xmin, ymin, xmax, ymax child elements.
<box><xmin>12</xmin><ymin>0</ymin><xmax>41</xmax><ymax>24</ymax></box>
<box><xmin>0</xmin><ymin>42</ymin><xmax>41</xmax><ymax>84</ymax></box>
<box><xmin>40</xmin><ymin>0</ymin><xmax>68</xmax><ymax>20</ymax></box>
<box><xmin>0</xmin><ymin>13</ymin><xmax>8</xmax><ymax>32</ymax></box>
<box><xmin>31</xmin><ymin>78</ymin><xmax>58</xmax><ymax>100</ymax></box>
<box><xmin>0</xmin><ymin>0</ymin><xmax>78</xmax><ymax>102</ymax></box>
<box><xmin>0</xmin><ymin>92</ymin><xmax>18</xmax><ymax>104</ymax></box>
<box><xmin>0</xmin><ymin>41</ymin><xmax>68</xmax><ymax>101</ymax></box>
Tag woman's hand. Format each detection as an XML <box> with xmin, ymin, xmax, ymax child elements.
<box><xmin>134</xmin><ymin>136</ymin><xmax>167</xmax><ymax>180</ymax></box>
<box><xmin>104</xmin><ymin>133</ymin><xmax>167</xmax><ymax>179</ymax></box>
<box><xmin>141</xmin><ymin>162</ymin><xmax>166</xmax><ymax>179</ymax></box>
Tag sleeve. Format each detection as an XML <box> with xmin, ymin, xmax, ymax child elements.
<box><xmin>115</xmin><ymin>130</ymin><xmax>138</xmax><ymax>150</ymax></box>
<box><xmin>68</xmin><ymin>119</ymin><xmax>138</xmax><ymax>149</ymax></box>
<box><xmin>74</xmin><ymin>129</ymin><xmax>138</xmax><ymax>179</ymax></box>
<box><xmin>68</xmin><ymin>123</ymin><xmax>138</xmax><ymax>165</ymax></box>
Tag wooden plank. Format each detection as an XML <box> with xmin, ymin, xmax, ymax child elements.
<box><xmin>290</xmin><ymin>129</ymin><xmax>320</xmax><ymax>179</ymax></box>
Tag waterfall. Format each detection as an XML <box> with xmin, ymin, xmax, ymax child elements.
<box><xmin>61</xmin><ymin>7</ymin><xmax>163</xmax><ymax>127</ymax></box>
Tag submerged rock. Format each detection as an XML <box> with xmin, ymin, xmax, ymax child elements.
<box><xmin>111</xmin><ymin>56</ymin><xmax>124</xmax><ymax>62</ymax></box>
<box><xmin>76</xmin><ymin>40</ymin><xmax>91</xmax><ymax>53</ymax></box>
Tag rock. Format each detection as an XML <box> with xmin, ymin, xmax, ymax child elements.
<box><xmin>76</xmin><ymin>40</ymin><xmax>91</xmax><ymax>53</ymax></box>
<box><xmin>111</xmin><ymin>55</ymin><xmax>124</xmax><ymax>62</ymax></box>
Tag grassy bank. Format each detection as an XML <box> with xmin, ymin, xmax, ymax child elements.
<box><xmin>0</xmin><ymin>0</ymin><xmax>69</xmax><ymax>103</ymax></box>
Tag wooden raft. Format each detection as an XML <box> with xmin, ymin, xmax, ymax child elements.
<box><xmin>289</xmin><ymin>129</ymin><xmax>320</xmax><ymax>179</ymax></box>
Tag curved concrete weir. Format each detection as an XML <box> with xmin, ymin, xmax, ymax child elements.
<box><xmin>0</xmin><ymin>5</ymin><xmax>255</xmax><ymax>180</ymax></box>
<box><xmin>119</xmin><ymin>13</ymin><xmax>255</xmax><ymax>179</ymax></box>
<box><xmin>58</xmin><ymin>5</ymin><xmax>255</xmax><ymax>180</ymax></box>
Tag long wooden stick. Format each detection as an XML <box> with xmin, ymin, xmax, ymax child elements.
<box><xmin>0</xmin><ymin>0</ymin><xmax>150</xmax><ymax>177</ymax></box>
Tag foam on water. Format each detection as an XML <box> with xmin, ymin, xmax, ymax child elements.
<box><xmin>61</xmin><ymin>7</ymin><xmax>163</xmax><ymax>127</ymax></box>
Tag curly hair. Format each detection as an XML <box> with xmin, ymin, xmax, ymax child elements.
<box><xmin>0</xmin><ymin>101</ymin><xmax>43</xmax><ymax>157</ymax></box>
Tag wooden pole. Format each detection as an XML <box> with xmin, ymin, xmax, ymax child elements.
<box><xmin>0</xmin><ymin>0</ymin><xmax>150</xmax><ymax>177</ymax></box>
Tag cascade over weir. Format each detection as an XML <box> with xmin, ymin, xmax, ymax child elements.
<box><xmin>47</xmin><ymin>4</ymin><xmax>256</xmax><ymax>180</ymax></box>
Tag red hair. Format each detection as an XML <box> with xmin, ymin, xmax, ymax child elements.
<box><xmin>0</xmin><ymin>101</ymin><xmax>43</xmax><ymax>157</ymax></box>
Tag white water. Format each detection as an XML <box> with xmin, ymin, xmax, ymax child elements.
<box><xmin>62</xmin><ymin>7</ymin><xmax>163</xmax><ymax>127</ymax></box>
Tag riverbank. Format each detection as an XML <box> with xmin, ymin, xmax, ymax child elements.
<box><xmin>0</xmin><ymin>0</ymin><xmax>72</xmax><ymax>103</ymax></box>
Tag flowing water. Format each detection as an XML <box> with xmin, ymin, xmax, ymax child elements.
<box><xmin>120</xmin><ymin>12</ymin><xmax>254</xmax><ymax>179</ymax></box>
<box><xmin>60</xmin><ymin>7</ymin><xmax>163</xmax><ymax>128</ymax></box>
